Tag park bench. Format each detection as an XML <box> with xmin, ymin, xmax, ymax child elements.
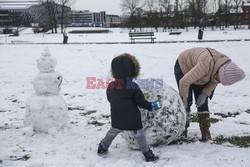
<box><xmin>169</xmin><ymin>32</ymin><xmax>182</xmax><ymax>35</ymax></box>
<box><xmin>129</xmin><ymin>32</ymin><xmax>156</xmax><ymax>43</ymax></box>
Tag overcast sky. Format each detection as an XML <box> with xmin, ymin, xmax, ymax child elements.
<box><xmin>72</xmin><ymin>0</ymin><xmax>122</xmax><ymax>15</ymax></box>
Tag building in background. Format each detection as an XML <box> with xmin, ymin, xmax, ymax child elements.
<box><xmin>106</xmin><ymin>14</ymin><xmax>122</xmax><ymax>27</ymax></box>
<box><xmin>0</xmin><ymin>0</ymin><xmax>71</xmax><ymax>32</ymax></box>
<box><xmin>71</xmin><ymin>10</ymin><xmax>107</xmax><ymax>27</ymax></box>
<box><xmin>242</xmin><ymin>1</ymin><xmax>250</xmax><ymax>27</ymax></box>
<box><xmin>0</xmin><ymin>10</ymin><xmax>11</xmax><ymax>27</ymax></box>
<box><xmin>0</xmin><ymin>0</ymin><xmax>41</xmax><ymax>27</ymax></box>
<box><xmin>1</xmin><ymin>1</ymin><xmax>112</xmax><ymax>29</ymax></box>
<box><xmin>92</xmin><ymin>11</ymin><xmax>106</xmax><ymax>27</ymax></box>
<box><xmin>0</xmin><ymin>0</ymin><xmax>41</xmax><ymax>9</ymax></box>
<box><xmin>71</xmin><ymin>10</ymin><xmax>92</xmax><ymax>27</ymax></box>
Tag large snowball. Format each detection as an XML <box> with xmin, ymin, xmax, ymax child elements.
<box><xmin>121</xmin><ymin>79</ymin><xmax>186</xmax><ymax>149</ymax></box>
<box><xmin>33</xmin><ymin>72</ymin><xmax>62</xmax><ymax>95</ymax></box>
<box><xmin>37</xmin><ymin>49</ymin><xmax>57</xmax><ymax>73</ymax></box>
<box><xmin>25</xmin><ymin>95</ymin><xmax>68</xmax><ymax>133</ymax></box>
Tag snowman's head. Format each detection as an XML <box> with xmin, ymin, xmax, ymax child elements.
<box><xmin>37</xmin><ymin>48</ymin><xmax>57</xmax><ymax>73</ymax></box>
<box><xmin>33</xmin><ymin>72</ymin><xmax>63</xmax><ymax>95</ymax></box>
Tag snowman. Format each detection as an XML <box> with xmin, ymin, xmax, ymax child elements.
<box><xmin>121</xmin><ymin>79</ymin><xmax>186</xmax><ymax>148</ymax></box>
<box><xmin>25</xmin><ymin>48</ymin><xmax>68</xmax><ymax>133</ymax></box>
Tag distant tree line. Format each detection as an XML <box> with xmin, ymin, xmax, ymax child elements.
<box><xmin>120</xmin><ymin>0</ymin><xmax>245</xmax><ymax>30</ymax></box>
<box><xmin>2</xmin><ymin>0</ymin><xmax>246</xmax><ymax>34</ymax></box>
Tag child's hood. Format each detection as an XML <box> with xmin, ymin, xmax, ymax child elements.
<box><xmin>111</xmin><ymin>53</ymin><xmax>140</xmax><ymax>79</ymax></box>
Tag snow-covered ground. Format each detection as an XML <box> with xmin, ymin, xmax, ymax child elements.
<box><xmin>1</xmin><ymin>27</ymin><xmax>250</xmax><ymax>44</ymax></box>
<box><xmin>0</xmin><ymin>28</ymin><xmax>250</xmax><ymax>167</ymax></box>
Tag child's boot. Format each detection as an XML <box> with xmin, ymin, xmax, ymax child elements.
<box><xmin>97</xmin><ymin>143</ymin><xmax>108</xmax><ymax>155</ymax></box>
<box><xmin>143</xmin><ymin>149</ymin><xmax>159</xmax><ymax>162</ymax></box>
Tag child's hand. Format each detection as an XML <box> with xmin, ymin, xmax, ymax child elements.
<box><xmin>150</xmin><ymin>100</ymin><xmax>162</xmax><ymax>111</ymax></box>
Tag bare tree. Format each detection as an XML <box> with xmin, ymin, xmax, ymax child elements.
<box><xmin>145</xmin><ymin>0</ymin><xmax>158</xmax><ymax>11</ymax></box>
<box><xmin>8</xmin><ymin>10</ymin><xmax>24</xmax><ymax>35</ymax></box>
<box><xmin>51</xmin><ymin>1</ymin><xmax>58</xmax><ymax>33</ymax></box>
<box><xmin>158</xmin><ymin>0</ymin><xmax>173</xmax><ymax>29</ymax></box>
<box><xmin>196</xmin><ymin>0</ymin><xmax>204</xmax><ymax>27</ymax></box>
<box><xmin>232</xmin><ymin>0</ymin><xmax>242</xmax><ymax>29</ymax></box>
<box><xmin>202</xmin><ymin>0</ymin><xmax>209</xmax><ymax>28</ymax></box>
<box><xmin>178</xmin><ymin>0</ymin><xmax>188</xmax><ymax>28</ymax></box>
<box><xmin>58</xmin><ymin>0</ymin><xmax>75</xmax><ymax>33</ymax></box>
<box><xmin>121</xmin><ymin>0</ymin><xmax>142</xmax><ymax>27</ymax></box>
<box><xmin>42</xmin><ymin>0</ymin><xmax>55</xmax><ymax>33</ymax></box>
<box><xmin>42</xmin><ymin>0</ymin><xmax>58</xmax><ymax>33</ymax></box>
<box><xmin>187</xmin><ymin>0</ymin><xmax>197</xmax><ymax>28</ymax></box>
<box><xmin>221</xmin><ymin>0</ymin><xmax>233</xmax><ymax>27</ymax></box>
<box><xmin>187</xmin><ymin>0</ymin><xmax>206</xmax><ymax>28</ymax></box>
<box><xmin>121</xmin><ymin>0</ymin><xmax>142</xmax><ymax>16</ymax></box>
<box><xmin>22</xmin><ymin>12</ymin><xmax>34</xmax><ymax>27</ymax></box>
<box><xmin>145</xmin><ymin>0</ymin><xmax>159</xmax><ymax>28</ymax></box>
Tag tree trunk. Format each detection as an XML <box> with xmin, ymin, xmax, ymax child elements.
<box><xmin>61</xmin><ymin>4</ymin><xmax>65</xmax><ymax>33</ymax></box>
<box><xmin>45</xmin><ymin>1</ymin><xmax>54</xmax><ymax>33</ymax></box>
<box><xmin>52</xmin><ymin>2</ymin><xmax>57</xmax><ymax>33</ymax></box>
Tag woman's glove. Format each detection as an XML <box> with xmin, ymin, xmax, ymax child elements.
<box><xmin>150</xmin><ymin>101</ymin><xmax>162</xmax><ymax>111</ymax></box>
<box><xmin>196</xmin><ymin>92</ymin><xmax>208</xmax><ymax>108</ymax></box>
<box><xmin>183</xmin><ymin>99</ymin><xmax>188</xmax><ymax>110</ymax></box>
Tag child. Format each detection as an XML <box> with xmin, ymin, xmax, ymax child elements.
<box><xmin>97</xmin><ymin>53</ymin><xmax>161</xmax><ymax>162</ymax></box>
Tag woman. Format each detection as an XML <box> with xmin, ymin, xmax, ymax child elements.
<box><xmin>174</xmin><ymin>47</ymin><xmax>245</xmax><ymax>141</ymax></box>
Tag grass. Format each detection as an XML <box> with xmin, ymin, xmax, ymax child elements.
<box><xmin>172</xmin><ymin>136</ymin><xmax>250</xmax><ymax>148</ymax></box>
<box><xmin>79</xmin><ymin>110</ymin><xmax>97</xmax><ymax>116</ymax></box>
<box><xmin>189</xmin><ymin>110</ymin><xmax>248</xmax><ymax>123</ymax></box>
<box><xmin>0</xmin><ymin>123</ymin><xmax>9</xmax><ymax>130</ymax></box>
<box><xmin>68</xmin><ymin>106</ymin><xmax>85</xmax><ymax>111</ymax></box>
<box><xmin>190</xmin><ymin>114</ymin><xmax>220</xmax><ymax>124</ymax></box>
<box><xmin>214</xmin><ymin>135</ymin><xmax>250</xmax><ymax>148</ymax></box>
<box><xmin>170</xmin><ymin>137</ymin><xmax>199</xmax><ymax>145</ymax></box>
<box><xmin>181</xmin><ymin>110</ymin><xmax>250</xmax><ymax>148</ymax></box>
<box><xmin>214</xmin><ymin>112</ymin><xmax>240</xmax><ymax>118</ymax></box>
<box><xmin>0</xmin><ymin>110</ymin><xmax>10</xmax><ymax>113</ymax></box>
<box><xmin>171</xmin><ymin>134</ymin><xmax>250</xmax><ymax>148</ymax></box>
<box><xmin>101</xmin><ymin>114</ymin><xmax>110</xmax><ymax>119</ymax></box>
<box><xmin>88</xmin><ymin>120</ymin><xmax>105</xmax><ymax>126</ymax></box>
<box><xmin>245</xmin><ymin>109</ymin><xmax>250</xmax><ymax>114</ymax></box>
<box><xmin>10</xmin><ymin>154</ymin><xmax>31</xmax><ymax>161</ymax></box>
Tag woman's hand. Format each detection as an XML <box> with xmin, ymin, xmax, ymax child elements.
<box><xmin>196</xmin><ymin>92</ymin><xmax>208</xmax><ymax>108</ymax></box>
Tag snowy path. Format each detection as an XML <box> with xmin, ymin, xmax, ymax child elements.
<box><xmin>0</xmin><ymin>42</ymin><xmax>250</xmax><ymax>166</ymax></box>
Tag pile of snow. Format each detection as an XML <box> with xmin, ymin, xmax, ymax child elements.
<box><xmin>122</xmin><ymin>79</ymin><xmax>186</xmax><ymax>148</ymax></box>
<box><xmin>0</xmin><ymin>39</ymin><xmax>249</xmax><ymax>167</ymax></box>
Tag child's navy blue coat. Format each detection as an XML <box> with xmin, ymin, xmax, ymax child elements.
<box><xmin>107</xmin><ymin>54</ymin><xmax>151</xmax><ymax>130</ymax></box>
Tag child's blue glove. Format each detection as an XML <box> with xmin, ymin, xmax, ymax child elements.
<box><xmin>150</xmin><ymin>100</ymin><xmax>162</xmax><ymax>111</ymax></box>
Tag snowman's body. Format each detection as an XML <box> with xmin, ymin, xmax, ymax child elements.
<box><xmin>25</xmin><ymin>49</ymin><xmax>68</xmax><ymax>133</ymax></box>
<box><xmin>121</xmin><ymin>79</ymin><xmax>186</xmax><ymax>148</ymax></box>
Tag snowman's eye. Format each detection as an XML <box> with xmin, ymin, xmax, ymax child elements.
<box><xmin>57</xmin><ymin>77</ymin><xmax>60</xmax><ymax>80</ymax></box>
